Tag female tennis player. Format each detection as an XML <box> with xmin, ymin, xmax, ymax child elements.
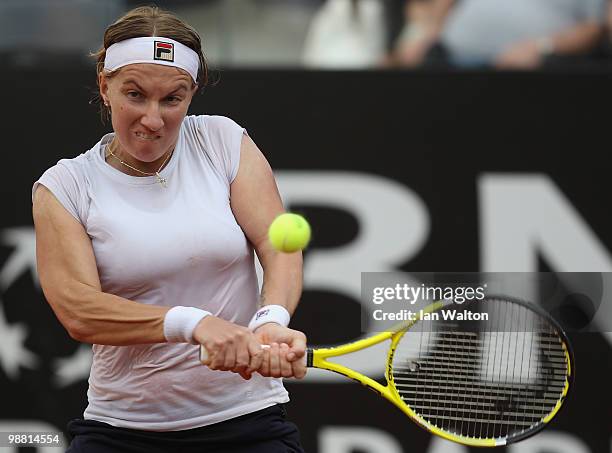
<box><xmin>32</xmin><ymin>6</ymin><xmax>306</xmax><ymax>452</ymax></box>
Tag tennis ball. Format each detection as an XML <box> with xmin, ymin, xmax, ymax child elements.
<box><xmin>268</xmin><ymin>213</ymin><xmax>311</xmax><ymax>253</ymax></box>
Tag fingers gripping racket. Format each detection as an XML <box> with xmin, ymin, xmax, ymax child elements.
<box><xmin>200</xmin><ymin>297</ymin><xmax>573</xmax><ymax>447</ymax></box>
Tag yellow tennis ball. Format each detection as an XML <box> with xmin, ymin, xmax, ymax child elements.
<box><xmin>268</xmin><ymin>213</ymin><xmax>311</xmax><ymax>253</ymax></box>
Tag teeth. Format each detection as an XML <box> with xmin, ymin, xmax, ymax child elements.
<box><xmin>136</xmin><ymin>132</ymin><xmax>156</xmax><ymax>140</ymax></box>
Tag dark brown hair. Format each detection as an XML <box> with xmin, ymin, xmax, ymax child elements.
<box><xmin>91</xmin><ymin>6</ymin><xmax>209</xmax><ymax>122</ymax></box>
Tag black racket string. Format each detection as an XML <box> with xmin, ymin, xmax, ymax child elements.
<box><xmin>390</xmin><ymin>298</ymin><xmax>569</xmax><ymax>440</ymax></box>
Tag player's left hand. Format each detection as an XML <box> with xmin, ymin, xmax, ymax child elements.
<box><xmin>250</xmin><ymin>323</ymin><xmax>307</xmax><ymax>379</ymax></box>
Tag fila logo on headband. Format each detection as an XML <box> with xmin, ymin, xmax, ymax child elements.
<box><xmin>154</xmin><ymin>41</ymin><xmax>174</xmax><ymax>62</ymax></box>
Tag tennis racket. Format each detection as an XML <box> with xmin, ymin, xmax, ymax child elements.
<box><xmin>199</xmin><ymin>296</ymin><xmax>573</xmax><ymax>447</ymax></box>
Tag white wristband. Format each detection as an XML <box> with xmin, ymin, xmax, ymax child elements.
<box><xmin>164</xmin><ymin>306</ymin><xmax>211</xmax><ymax>344</ymax></box>
<box><xmin>248</xmin><ymin>305</ymin><xmax>290</xmax><ymax>332</ymax></box>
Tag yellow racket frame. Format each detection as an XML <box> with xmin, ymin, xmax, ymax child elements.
<box><xmin>308</xmin><ymin>301</ymin><xmax>572</xmax><ymax>447</ymax></box>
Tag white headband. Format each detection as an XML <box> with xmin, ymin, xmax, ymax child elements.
<box><xmin>104</xmin><ymin>36</ymin><xmax>199</xmax><ymax>83</ymax></box>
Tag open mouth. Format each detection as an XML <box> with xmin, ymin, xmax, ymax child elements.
<box><xmin>135</xmin><ymin>131</ymin><xmax>159</xmax><ymax>141</ymax></box>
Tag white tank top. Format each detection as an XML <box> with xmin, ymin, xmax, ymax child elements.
<box><xmin>32</xmin><ymin>115</ymin><xmax>289</xmax><ymax>431</ymax></box>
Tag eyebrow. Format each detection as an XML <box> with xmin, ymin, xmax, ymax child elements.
<box><xmin>122</xmin><ymin>79</ymin><xmax>189</xmax><ymax>93</ymax></box>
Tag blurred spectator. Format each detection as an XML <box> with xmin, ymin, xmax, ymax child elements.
<box><xmin>383</xmin><ymin>0</ymin><xmax>436</xmax><ymax>67</ymax></box>
<box><xmin>177</xmin><ymin>0</ymin><xmax>322</xmax><ymax>67</ymax></box>
<box><xmin>302</xmin><ymin>0</ymin><xmax>386</xmax><ymax>68</ymax></box>
<box><xmin>390</xmin><ymin>0</ymin><xmax>607</xmax><ymax>69</ymax></box>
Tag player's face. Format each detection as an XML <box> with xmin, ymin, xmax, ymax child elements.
<box><xmin>100</xmin><ymin>63</ymin><xmax>197</xmax><ymax>165</ymax></box>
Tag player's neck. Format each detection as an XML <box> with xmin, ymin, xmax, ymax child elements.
<box><xmin>106</xmin><ymin>139</ymin><xmax>173</xmax><ymax>176</ymax></box>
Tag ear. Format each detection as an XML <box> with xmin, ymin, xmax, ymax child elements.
<box><xmin>98</xmin><ymin>72</ymin><xmax>109</xmax><ymax>105</ymax></box>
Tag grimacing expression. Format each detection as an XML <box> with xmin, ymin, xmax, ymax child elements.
<box><xmin>100</xmin><ymin>63</ymin><xmax>197</xmax><ymax>164</ymax></box>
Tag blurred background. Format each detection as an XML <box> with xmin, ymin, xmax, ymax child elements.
<box><xmin>3</xmin><ymin>0</ymin><xmax>612</xmax><ymax>69</ymax></box>
<box><xmin>1</xmin><ymin>1</ymin><xmax>612</xmax><ymax>452</ymax></box>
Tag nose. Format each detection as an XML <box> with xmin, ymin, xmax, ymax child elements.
<box><xmin>140</xmin><ymin>102</ymin><xmax>164</xmax><ymax>132</ymax></box>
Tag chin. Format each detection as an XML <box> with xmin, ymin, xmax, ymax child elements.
<box><xmin>130</xmin><ymin>141</ymin><xmax>166</xmax><ymax>162</ymax></box>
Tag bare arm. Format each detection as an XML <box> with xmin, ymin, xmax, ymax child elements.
<box><xmin>229</xmin><ymin>134</ymin><xmax>306</xmax><ymax>379</ymax></box>
<box><xmin>496</xmin><ymin>21</ymin><xmax>604</xmax><ymax>69</ymax></box>
<box><xmin>394</xmin><ymin>0</ymin><xmax>456</xmax><ymax>66</ymax></box>
<box><xmin>230</xmin><ymin>135</ymin><xmax>303</xmax><ymax>315</ymax></box>
<box><xmin>33</xmin><ymin>185</ymin><xmax>170</xmax><ymax>345</ymax></box>
<box><xmin>547</xmin><ymin>21</ymin><xmax>604</xmax><ymax>55</ymax></box>
<box><xmin>424</xmin><ymin>0</ymin><xmax>456</xmax><ymax>36</ymax></box>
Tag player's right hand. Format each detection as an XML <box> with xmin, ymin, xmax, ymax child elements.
<box><xmin>193</xmin><ymin>316</ymin><xmax>265</xmax><ymax>380</ymax></box>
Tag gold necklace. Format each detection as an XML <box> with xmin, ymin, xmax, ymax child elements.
<box><xmin>107</xmin><ymin>142</ymin><xmax>173</xmax><ymax>188</ymax></box>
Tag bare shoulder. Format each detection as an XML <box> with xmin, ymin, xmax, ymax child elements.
<box><xmin>32</xmin><ymin>184</ymin><xmax>79</xmax><ymax>229</ymax></box>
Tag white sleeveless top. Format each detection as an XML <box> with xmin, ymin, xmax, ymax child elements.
<box><xmin>32</xmin><ymin>115</ymin><xmax>289</xmax><ymax>431</ymax></box>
